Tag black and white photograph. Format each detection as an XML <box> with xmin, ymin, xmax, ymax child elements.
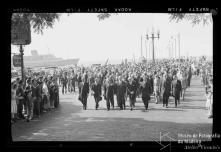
<box><xmin>9</xmin><ymin>8</ymin><xmax>218</xmax><ymax>150</ymax></box>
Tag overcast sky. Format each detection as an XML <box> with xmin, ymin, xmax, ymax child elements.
<box><xmin>11</xmin><ymin>13</ymin><xmax>213</xmax><ymax>65</ymax></box>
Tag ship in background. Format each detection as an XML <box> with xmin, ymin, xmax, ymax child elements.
<box><xmin>23</xmin><ymin>50</ymin><xmax>79</xmax><ymax>68</ymax></box>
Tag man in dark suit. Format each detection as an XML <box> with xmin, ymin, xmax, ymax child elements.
<box><xmin>71</xmin><ymin>73</ymin><xmax>77</xmax><ymax>92</ymax></box>
<box><xmin>25</xmin><ymin>79</ymin><xmax>33</xmax><ymax>122</ymax></box>
<box><xmin>61</xmin><ymin>74</ymin><xmax>68</xmax><ymax>94</ymax></box>
<box><xmin>91</xmin><ymin>78</ymin><xmax>102</xmax><ymax>110</ymax></box>
<box><xmin>116</xmin><ymin>77</ymin><xmax>127</xmax><ymax>110</ymax></box>
<box><xmin>187</xmin><ymin>66</ymin><xmax>192</xmax><ymax>87</ymax></box>
<box><xmin>16</xmin><ymin>80</ymin><xmax>25</xmax><ymax>119</ymax></box>
<box><xmin>80</xmin><ymin>74</ymin><xmax>89</xmax><ymax>110</ymax></box>
<box><xmin>53</xmin><ymin>78</ymin><xmax>59</xmax><ymax>108</ymax></box>
<box><xmin>105</xmin><ymin>77</ymin><xmax>115</xmax><ymax>111</ymax></box>
<box><xmin>35</xmin><ymin>79</ymin><xmax>42</xmax><ymax>118</ymax></box>
<box><xmin>162</xmin><ymin>74</ymin><xmax>171</xmax><ymax>108</ymax></box>
<box><xmin>140</xmin><ymin>76</ymin><xmax>152</xmax><ymax>110</ymax></box>
<box><xmin>77</xmin><ymin>73</ymin><xmax>82</xmax><ymax>94</ymax></box>
<box><xmin>171</xmin><ymin>75</ymin><xmax>182</xmax><ymax>107</ymax></box>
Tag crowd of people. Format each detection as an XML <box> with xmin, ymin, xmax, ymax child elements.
<box><xmin>58</xmin><ymin>57</ymin><xmax>213</xmax><ymax>114</ymax></box>
<box><xmin>11</xmin><ymin>73</ymin><xmax>60</xmax><ymax>123</ymax></box>
<box><xmin>11</xmin><ymin>56</ymin><xmax>213</xmax><ymax>124</ymax></box>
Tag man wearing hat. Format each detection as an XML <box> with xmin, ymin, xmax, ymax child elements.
<box><xmin>162</xmin><ymin>74</ymin><xmax>171</xmax><ymax>108</ymax></box>
<box><xmin>53</xmin><ymin>78</ymin><xmax>60</xmax><ymax>108</ymax></box>
<box><xmin>79</xmin><ymin>74</ymin><xmax>89</xmax><ymax>110</ymax></box>
<box><xmin>61</xmin><ymin>73</ymin><xmax>68</xmax><ymax>94</ymax></box>
<box><xmin>91</xmin><ymin>78</ymin><xmax>102</xmax><ymax>110</ymax></box>
<box><xmin>32</xmin><ymin>78</ymin><xmax>40</xmax><ymax>118</ymax></box>
<box><xmin>105</xmin><ymin>77</ymin><xmax>115</xmax><ymax>110</ymax></box>
<box><xmin>116</xmin><ymin>76</ymin><xmax>127</xmax><ymax>110</ymax></box>
<box><xmin>16</xmin><ymin>80</ymin><xmax>25</xmax><ymax>119</ymax></box>
<box><xmin>171</xmin><ymin>75</ymin><xmax>182</xmax><ymax>107</ymax></box>
<box><xmin>140</xmin><ymin>76</ymin><xmax>152</xmax><ymax>110</ymax></box>
<box><xmin>127</xmin><ymin>76</ymin><xmax>137</xmax><ymax>110</ymax></box>
<box><xmin>25</xmin><ymin>79</ymin><xmax>33</xmax><ymax>122</ymax></box>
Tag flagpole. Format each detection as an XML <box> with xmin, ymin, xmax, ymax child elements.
<box><xmin>141</xmin><ymin>36</ymin><xmax>143</xmax><ymax>59</ymax></box>
<box><xmin>145</xmin><ymin>39</ymin><xmax>147</xmax><ymax>60</ymax></box>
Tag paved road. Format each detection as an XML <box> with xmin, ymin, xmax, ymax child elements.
<box><xmin>12</xmin><ymin>76</ymin><xmax>212</xmax><ymax>141</ymax></box>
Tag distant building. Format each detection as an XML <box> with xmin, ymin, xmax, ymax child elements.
<box><xmin>23</xmin><ymin>50</ymin><xmax>79</xmax><ymax>68</ymax></box>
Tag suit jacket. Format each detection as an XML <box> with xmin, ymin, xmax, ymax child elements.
<box><xmin>91</xmin><ymin>83</ymin><xmax>101</xmax><ymax>97</ymax></box>
<box><xmin>127</xmin><ymin>81</ymin><xmax>137</xmax><ymax>99</ymax></box>
<box><xmin>162</xmin><ymin>78</ymin><xmax>171</xmax><ymax>96</ymax></box>
<box><xmin>106</xmin><ymin>83</ymin><xmax>114</xmax><ymax>100</ymax></box>
<box><xmin>172</xmin><ymin>79</ymin><xmax>182</xmax><ymax>97</ymax></box>
<box><xmin>81</xmin><ymin>82</ymin><xmax>89</xmax><ymax>98</ymax></box>
<box><xmin>140</xmin><ymin>81</ymin><xmax>151</xmax><ymax>100</ymax></box>
<box><xmin>116</xmin><ymin>82</ymin><xmax>127</xmax><ymax>99</ymax></box>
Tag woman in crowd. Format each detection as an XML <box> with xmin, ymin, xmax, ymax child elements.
<box><xmin>207</xmin><ymin>76</ymin><xmax>213</xmax><ymax>118</ymax></box>
<box><xmin>11</xmin><ymin>82</ymin><xmax>18</xmax><ymax>123</ymax></box>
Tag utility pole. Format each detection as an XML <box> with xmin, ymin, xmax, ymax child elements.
<box><xmin>171</xmin><ymin>40</ymin><xmax>174</xmax><ymax>59</ymax></box>
<box><xmin>174</xmin><ymin>37</ymin><xmax>176</xmax><ymax>59</ymax></box>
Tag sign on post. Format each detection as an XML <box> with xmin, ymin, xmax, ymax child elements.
<box><xmin>11</xmin><ymin>18</ymin><xmax>31</xmax><ymax>45</ymax></box>
<box><xmin>13</xmin><ymin>54</ymin><xmax>21</xmax><ymax>67</ymax></box>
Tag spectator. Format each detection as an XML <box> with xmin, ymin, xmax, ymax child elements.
<box><xmin>16</xmin><ymin>80</ymin><xmax>25</xmax><ymax>119</ymax></box>
<box><xmin>11</xmin><ymin>82</ymin><xmax>18</xmax><ymax>123</ymax></box>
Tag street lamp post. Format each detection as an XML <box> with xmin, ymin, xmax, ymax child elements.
<box><xmin>19</xmin><ymin>45</ymin><xmax>25</xmax><ymax>84</ymax></box>
<box><xmin>178</xmin><ymin>33</ymin><xmax>181</xmax><ymax>62</ymax></box>
<box><xmin>146</xmin><ymin>29</ymin><xmax>160</xmax><ymax>63</ymax></box>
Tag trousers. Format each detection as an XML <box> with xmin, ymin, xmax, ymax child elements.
<box><xmin>106</xmin><ymin>97</ymin><xmax>114</xmax><ymax>110</ymax></box>
<box><xmin>26</xmin><ymin>96</ymin><xmax>34</xmax><ymax>120</ymax></box>
<box><xmin>163</xmin><ymin>93</ymin><xmax>169</xmax><ymax>106</ymax></box>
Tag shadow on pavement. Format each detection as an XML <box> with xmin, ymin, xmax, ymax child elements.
<box><xmin>12</xmin><ymin>101</ymin><xmax>83</xmax><ymax>140</ymax></box>
<box><xmin>179</xmin><ymin>105</ymin><xmax>207</xmax><ymax>110</ymax></box>
<box><xmin>13</xmin><ymin>116</ymin><xmax>212</xmax><ymax>141</ymax></box>
<box><xmin>149</xmin><ymin>107</ymin><xmax>184</xmax><ymax>112</ymax></box>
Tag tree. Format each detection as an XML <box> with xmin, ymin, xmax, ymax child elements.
<box><xmin>11</xmin><ymin>13</ymin><xmax>60</xmax><ymax>34</ymax></box>
<box><xmin>97</xmin><ymin>13</ymin><xmax>117</xmax><ymax>21</ymax></box>
<box><xmin>97</xmin><ymin>13</ymin><xmax>212</xmax><ymax>26</ymax></box>
<box><xmin>97</xmin><ymin>13</ymin><xmax>112</xmax><ymax>21</ymax></box>
<box><xmin>169</xmin><ymin>13</ymin><xmax>212</xmax><ymax>26</ymax></box>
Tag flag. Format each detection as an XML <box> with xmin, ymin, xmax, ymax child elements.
<box><xmin>104</xmin><ymin>58</ymin><xmax>109</xmax><ymax>66</ymax></box>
